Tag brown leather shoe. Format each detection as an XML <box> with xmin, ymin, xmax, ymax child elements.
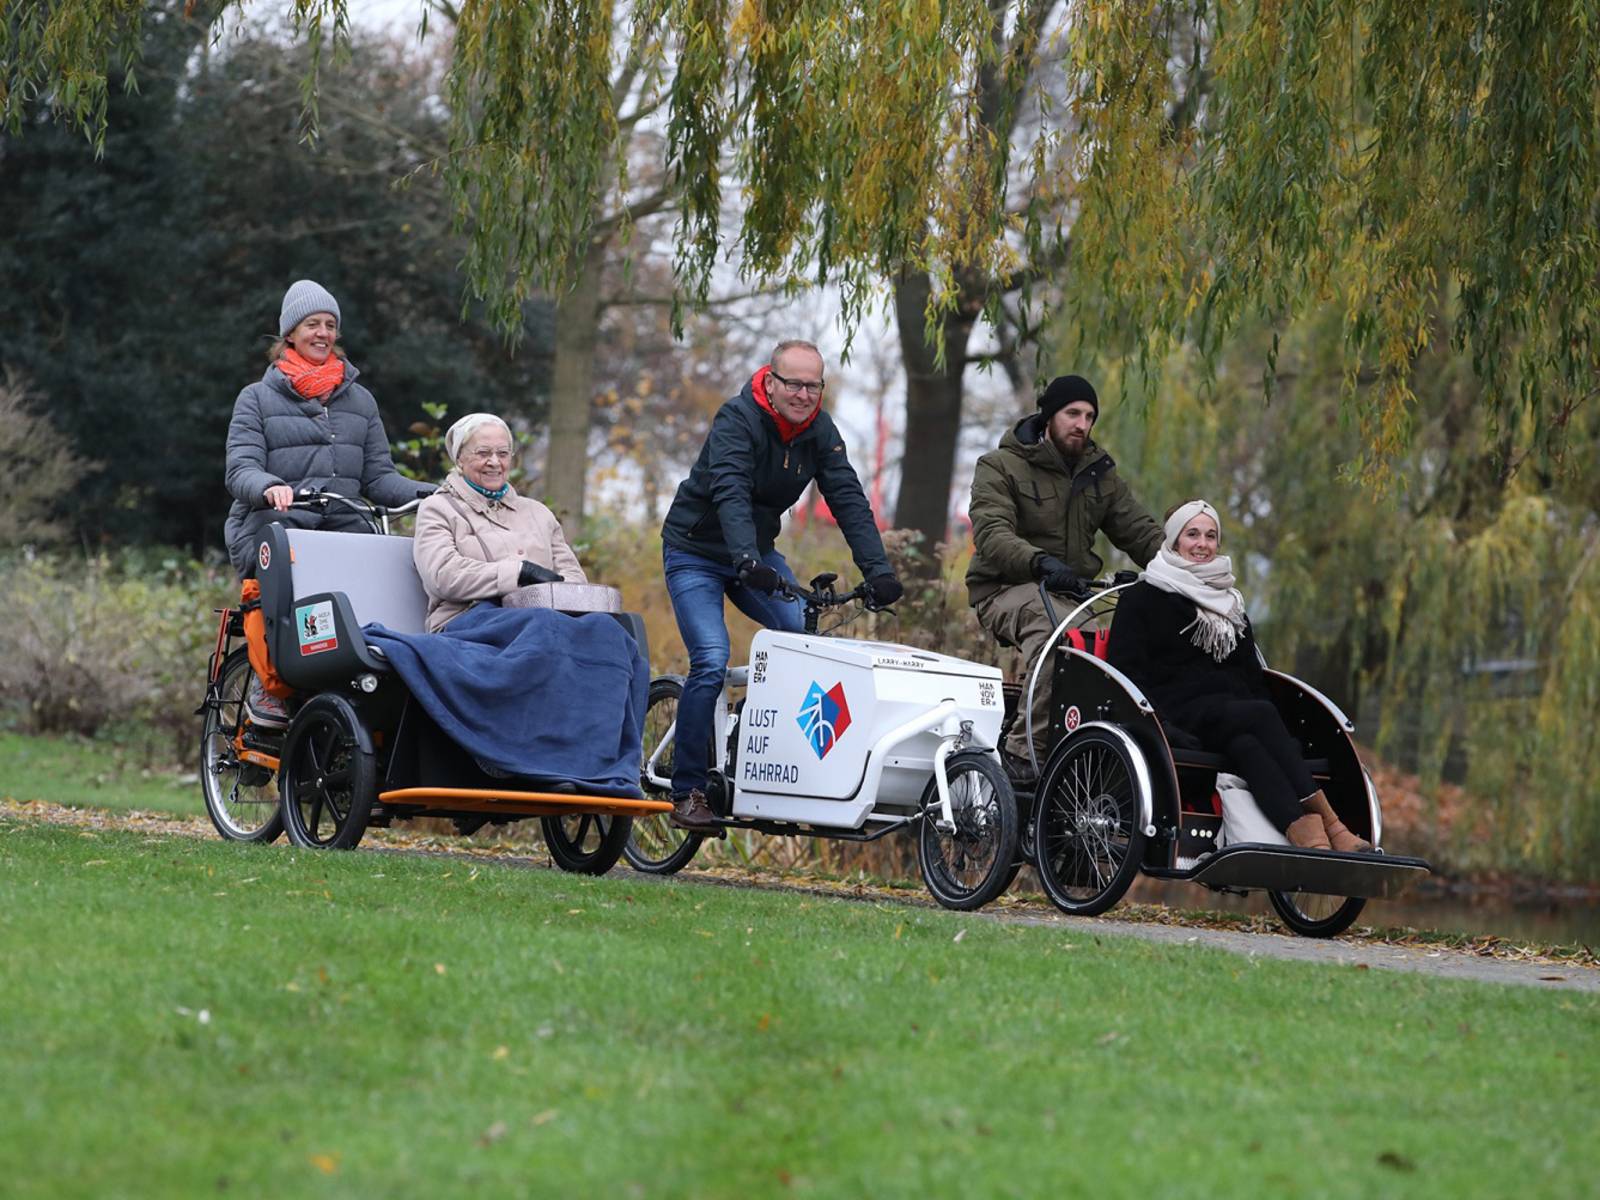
<box><xmin>670</xmin><ymin>789</ymin><xmax>722</xmax><ymax>834</ymax></box>
<box><xmin>1302</xmin><ymin>792</ymin><xmax>1373</xmax><ymax>853</ymax></box>
<box><xmin>1285</xmin><ymin>813</ymin><xmax>1332</xmax><ymax>850</ymax></box>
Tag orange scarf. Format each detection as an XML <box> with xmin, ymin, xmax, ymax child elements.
<box><xmin>276</xmin><ymin>346</ymin><xmax>347</xmax><ymax>401</ymax></box>
<box><xmin>750</xmin><ymin>365</ymin><xmax>821</xmax><ymax>444</ymax></box>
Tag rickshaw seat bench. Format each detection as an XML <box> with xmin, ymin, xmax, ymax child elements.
<box><xmin>286</xmin><ymin>528</ymin><xmax>429</xmax><ymax>634</ymax></box>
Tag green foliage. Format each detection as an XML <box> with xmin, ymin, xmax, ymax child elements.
<box><xmin>0</xmin><ymin>368</ymin><xmax>95</xmax><ymax>548</ymax></box>
<box><xmin>0</xmin><ymin>3</ymin><xmax>553</xmax><ymax>553</ymax></box>
<box><xmin>0</xmin><ymin>552</ymin><xmax>232</xmax><ymax>755</ymax></box>
<box><xmin>6</xmin><ymin>821</ymin><xmax>1598</xmax><ymax>1197</ymax></box>
<box><xmin>0</xmin><ymin>0</ymin><xmax>146</xmax><ymax>151</ymax></box>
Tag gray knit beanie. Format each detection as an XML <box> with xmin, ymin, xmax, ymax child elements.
<box><xmin>278</xmin><ymin>279</ymin><xmax>341</xmax><ymax>337</ymax></box>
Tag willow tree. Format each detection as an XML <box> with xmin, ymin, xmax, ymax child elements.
<box><xmin>12</xmin><ymin>0</ymin><xmax>1600</xmax><ymax>500</ymax></box>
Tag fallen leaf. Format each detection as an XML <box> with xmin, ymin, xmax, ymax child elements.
<box><xmin>952</xmin><ymin>929</ymin><xmax>967</xmax><ymax>944</ymax></box>
<box><xmin>492</xmin><ymin>1045</ymin><xmax>510</xmax><ymax>1061</ymax></box>
<box><xmin>434</xmin><ymin>963</ymin><xmax>447</xmax><ymax>975</ymax></box>
<box><xmin>894</xmin><ymin>923</ymin><xmax>904</xmax><ymax>939</ymax></box>
<box><xmin>82</xmin><ymin>860</ymin><xmax>109</xmax><ymax>867</ymax></box>
<box><xmin>531</xmin><ymin>1109</ymin><xmax>557</xmax><ymax>1127</ymax></box>
<box><xmin>1096</xmin><ymin>1030</ymin><xmax>1122</xmax><ymax>1045</ymax></box>
<box><xmin>1377</xmin><ymin>1151</ymin><xmax>1415</xmax><ymax>1172</ymax></box>
<box><xmin>1538</xmin><ymin>975</ymin><xmax>1566</xmax><ymax>982</ymax></box>
<box><xmin>476</xmin><ymin>1121</ymin><xmax>508</xmax><ymax>1147</ymax></box>
<box><xmin>757</xmin><ymin>1013</ymin><xmax>771</xmax><ymax>1032</ymax></box>
<box><xmin>309</xmin><ymin>1153</ymin><xmax>340</xmax><ymax>1175</ymax></box>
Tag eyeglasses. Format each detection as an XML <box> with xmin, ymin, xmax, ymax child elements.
<box><xmin>770</xmin><ymin>369</ymin><xmax>825</xmax><ymax>397</ymax></box>
<box><xmin>468</xmin><ymin>448</ymin><xmax>514</xmax><ymax>463</ymax></box>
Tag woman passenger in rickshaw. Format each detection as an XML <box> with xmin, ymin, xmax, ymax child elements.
<box><xmin>411</xmin><ymin>412</ymin><xmax>584</xmax><ymax>630</ymax></box>
<box><xmin>383</xmin><ymin>413</ymin><xmax>645</xmax><ymax>795</ymax></box>
<box><xmin>1105</xmin><ymin>500</ymin><xmax>1372</xmax><ymax>852</ymax></box>
<box><xmin>224</xmin><ymin>280</ymin><xmax>435</xmax><ymax>729</ymax></box>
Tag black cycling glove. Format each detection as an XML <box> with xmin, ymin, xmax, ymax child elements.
<box><xmin>866</xmin><ymin>574</ymin><xmax>904</xmax><ymax>609</ymax></box>
<box><xmin>737</xmin><ymin>559</ymin><xmax>783</xmax><ymax>594</ymax></box>
<box><xmin>1032</xmin><ymin>554</ymin><xmax>1089</xmax><ymax>599</ymax></box>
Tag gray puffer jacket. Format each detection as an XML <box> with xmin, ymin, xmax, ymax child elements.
<box><xmin>223</xmin><ymin>359</ymin><xmax>430</xmax><ymax>575</ymax></box>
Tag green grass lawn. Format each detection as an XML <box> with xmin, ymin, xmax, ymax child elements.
<box><xmin>0</xmin><ymin>730</ymin><xmax>200</xmax><ymax>816</ymax></box>
<box><xmin>2</xmin><ymin>821</ymin><xmax>1595</xmax><ymax>1199</ymax></box>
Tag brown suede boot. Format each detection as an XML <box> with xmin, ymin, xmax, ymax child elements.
<box><xmin>1302</xmin><ymin>792</ymin><xmax>1373</xmax><ymax>853</ymax></box>
<box><xmin>1285</xmin><ymin>813</ymin><xmax>1332</xmax><ymax>850</ymax></box>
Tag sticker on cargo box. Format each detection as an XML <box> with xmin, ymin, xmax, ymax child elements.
<box><xmin>296</xmin><ymin>600</ymin><xmax>337</xmax><ymax>656</ymax></box>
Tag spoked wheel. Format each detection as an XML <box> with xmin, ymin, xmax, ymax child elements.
<box><xmin>278</xmin><ymin>694</ymin><xmax>376</xmax><ymax>850</ymax></box>
<box><xmin>917</xmin><ymin>752</ymin><xmax>1020</xmax><ymax>911</ymax></box>
<box><xmin>542</xmin><ymin>812</ymin><xmax>632</xmax><ymax>875</ymax></box>
<box><xmin>200</xmin><ymin>649</ymin><xmax>283</xmax><ymax>843</ymax></box>
<box><xmin>1269</xmin><ymin>891</ymin><xmax>1366</xmax><ymax>938</ymax></box>
<box><xmin>623</xmin><ymin>678</ymin><xmax>704</xmax><ymax>875</ymax></box>
<box><xmin>1034</xmin><ymin>728</ymin><xmax>1147</xmax><ymax>917</ymax></box>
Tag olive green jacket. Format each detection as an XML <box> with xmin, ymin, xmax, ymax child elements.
<box><xmin>965</xmin><ymin>414</ymin><xmax>1164</xmax><ymax>606</ymax></box>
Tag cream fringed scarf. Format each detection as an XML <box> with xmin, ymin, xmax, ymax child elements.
<box><xmin>1140</xmin><ymin>500</ymin><xmax>1248</xmax><ymax>662</ymax></box>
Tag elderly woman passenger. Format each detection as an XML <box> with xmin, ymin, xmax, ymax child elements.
<box><xmin>1106</xmin><ymin>500</ymin><xmax>1373</xmax><ymax>853</ymax></box>
<box><xmin>412</xmin><ymin>413</ymin><xmax>586</xmax><ymax>632</ymax></box>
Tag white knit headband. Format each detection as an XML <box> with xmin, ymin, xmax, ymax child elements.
<box><xmin>1164</xmin><ymin>499</ymin><xmax>1221</xmax><ymax>548</ymax></box>
<box><xmin>445</xmin><ymin>413</ymin><xmax>513</xmax><ymax>463</ymax></box>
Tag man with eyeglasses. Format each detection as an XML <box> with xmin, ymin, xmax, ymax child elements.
<box><xmin>659</xmin><ymin>339</ymin><xmax>904</xmax><ymax>832</ymax></box>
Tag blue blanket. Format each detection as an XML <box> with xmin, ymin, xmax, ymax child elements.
<box><xmin>364</xmin><ymin>604</ymin><xmax>647</xmax><ymax>798</ymax></box>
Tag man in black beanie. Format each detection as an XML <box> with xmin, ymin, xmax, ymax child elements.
<box><xmin>965</xmin><ymin>374</ymin><xmax>1163</xmax><ymax>784</ymax></box>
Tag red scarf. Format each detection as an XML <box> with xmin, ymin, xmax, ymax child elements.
<box><xmin>276</xmin><ymin>346</ymin><xmax>347</xmax><ymax>401</ymax></box>
<box><xmin>750</xmin><ymin>365</ymin><xmax>821</xmax><ymax>444</ymax></box>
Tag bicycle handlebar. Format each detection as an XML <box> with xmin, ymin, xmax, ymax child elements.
<box><xmin>287</xmin><ymin>488</ymin><xmax>425</xmax><ymax>520</ymax></box>
<box><xmin>1037</xmin><ymin>569</ymin><xmax>1139</xmax><ymax>627</ymax></box>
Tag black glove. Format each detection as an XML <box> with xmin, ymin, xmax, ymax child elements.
<box><xmin>737</xmin><ymin>558</ymin><xmax>782</xmax><ymax>594</ymax></box>
<box><xmin>865</xmin><ymin>574</ymin><xmax>904</xmax><ymax>609</ymax></box>
<box><xmin>1032</xmin><ymin>554</ymin><xmax>1089</xmax><ymax>599</ymax></box>
<box><xmin>415</xmin><ymin>483</ymin><xmax>439</xmax><ymax>499</ymax></box>
<box><xmin>517</xmin><ymin>560</ymin><xmax>563</xmax><ymax>587</ymax></box>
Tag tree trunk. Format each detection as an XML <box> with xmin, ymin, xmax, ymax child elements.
<box><xmin>892</xmin><ymin>269</ymin><xmax>976</xmax><ymax>571</ymax></box>
<box><xmin>544</xmin><ymin>241</ymin><xmax>607</xmax><ymax>539</ymax></box>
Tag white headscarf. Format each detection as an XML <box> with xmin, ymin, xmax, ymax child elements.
<box><xmin>1140</xmin><ymin>499</ymin><xmax>1248</xmax><ymax>662</ymax></box>
<box><xmin>444</xmin><ymin>412</ymin><xmax>513</xmax><ymax>464</ymax></box>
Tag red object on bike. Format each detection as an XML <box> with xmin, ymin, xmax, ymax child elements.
<box><xmin>240</xmin><ymin>578</ymin><xmax>293</xmax><ymax>700</ymax></box>
<box><xmin>1064</xmin><ymin>627</ymin><xmax>1110</xmax><ymax>659</ymax></box>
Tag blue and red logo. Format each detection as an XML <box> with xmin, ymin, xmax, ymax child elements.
<box><xmin>797</xmin><ymin>681</ymin><xmax>852</xmax><ymax>760</ymax></box>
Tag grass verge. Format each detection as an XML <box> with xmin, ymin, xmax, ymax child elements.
<box><xmin>2</xmin><ymin>820</ymin><xmax>1596</xmax><ymax>1199</ymax></box>
<box><xmin>0</xmin><ymin>730</ymin><xmax>200</xmax><ymax>816</ymax></box>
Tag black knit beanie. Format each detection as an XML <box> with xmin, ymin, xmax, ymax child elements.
<box><xmin>1037</xmin><ymin>375</ymin><xmax>1099</xmax><ymax>422</ymax></box>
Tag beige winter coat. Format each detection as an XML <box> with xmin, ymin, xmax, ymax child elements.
<box><xmin>413</xmin><ymin>470</ymin><xmax>586</xmax><ymax>632</ymax></box>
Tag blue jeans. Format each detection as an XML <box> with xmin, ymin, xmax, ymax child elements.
<box><xmin>663</xmin><ymin>544</ymin><xmax>803</xmax><ymax>796</ymax></box>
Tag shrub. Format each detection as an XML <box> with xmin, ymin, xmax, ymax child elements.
<box><xmin>0</xmin><ymin>553</ymin><xmax>233</xmax><ymax>758</ymax></box>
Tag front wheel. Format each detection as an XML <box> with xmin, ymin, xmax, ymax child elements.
<box><xmin>279</xmin><ymin>694</ymin><xmax>376</xmax><ymax>850</ymax></box>
<box><xmin>917</xmin><ymin>752</ymin><xmax>1020</xmax><ymax>912</ymax></box>
<box><xmin>1268</xmin><ymin>891</ymin><xmax>1366</xmax><ymax>938</ymax></box>
<box><xmin>542</xmin><ymin>813</ymin><xmax>632</xmax><ymax>875</ymax></box>
<box><xmin>200</xmin><ymin>649</ymin><xmax>282</xmax><ymax>843</ymax></box>
<box><xmin>623</xmin><ymin>677</ymin><xmax>704</xmax><ymax>875</ymax></box>
<box><xmin>1033</xmin><ymin>728</ymin><xmax>1147</xmax><ymax>917</ymax></box>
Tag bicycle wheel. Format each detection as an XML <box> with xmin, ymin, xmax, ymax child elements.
<box><xmin>623</xmin><ymin>678</ymin><xmax>704</xmax><ymax>874</ymax></box>
<box><xmin>1268</xmin><ymin>891</ymin><xmax>1366</xmax><ymax>938</ymax></box>
<box><xmin>917</xmin><ymin>752</ymin><xmax>1020</xmax><ymax>911</ymax></box>
<box><xmin>279</xmin><ymin>694</ymin><xmax>376</xmax><ymax>850</ymax></box>
<box><xmin>1033</xmin><ymin>728</ymin><xmax>1147</xmax><ymax>917</ymax></box>
<box><xmin>199</xmin><ymin>649</ymin><xmax>282</xmax><ymax>843</ymax></box>
<box><xmin>542</xmin><ymin>812</ymin><xmax>632</xmax><ymax>875</ymax></box>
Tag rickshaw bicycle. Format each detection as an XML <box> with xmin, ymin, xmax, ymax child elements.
<box><xmin>197</xmin><ymin>490</ymin><xmax>669</xmax><ymax>872</ymax></box>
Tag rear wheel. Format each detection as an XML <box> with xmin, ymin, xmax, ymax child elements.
<box><xmin>917</xmin><ymin>752</ymin><xmax>1020</xmax><ymax>911</ymax></box>
<box><xmin>1268</xmin><ymin>891</ymin><xmax>1366</xmax><ymax>938</ymax></box>
<box><xmin>623</xmin><ymin>678</ymin><xmax>704</xmax><ymax>875</ymax></box>
<box><xmin>279</xmin><ymin>695</ymin><xmax>376</xmax><ymax>850</ymax></box>
<box><xmin>200</xmin><ymin>649</ymin><xmax>282</xmax><ymax>843</ymax></box>
<box><xmin>1034</xmin><ymin>728</ymin><xmax>1147</xmax><ymax>917</ymax></box>
<box><xmin>542</xmin><ymin>812</ymin><xmax>632</xmax><ymax>875</ymax></box>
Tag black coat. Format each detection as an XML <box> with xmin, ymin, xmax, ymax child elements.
<box><xmin>1105</xmin><ymin>580</ymin><xmax>1270</xmax><ymax>732</ymax></box>
<box><xmin>661</xmin><ymin>381</ymin><xmax>891</xmax><ymax>577</ymax></box>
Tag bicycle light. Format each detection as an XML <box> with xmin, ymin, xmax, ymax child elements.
<box><xmin>355</xmin><ymin>674</ymin><xmax>379</xmax><ymax>694</ymax></box>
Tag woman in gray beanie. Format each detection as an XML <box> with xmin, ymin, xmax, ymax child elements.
<box><xmin>223</xmin><ymin>279</ymin><xmax>434</xmax><ymax>726</ymax></box>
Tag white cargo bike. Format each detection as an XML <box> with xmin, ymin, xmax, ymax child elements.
<box><xmin>624</xmin><ymin>573</ymin><xmax>1022</xmax><ymax>910</ymax></box>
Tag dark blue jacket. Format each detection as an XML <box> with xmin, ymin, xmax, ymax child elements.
<box><xmin>661</xmin><ymin>381</ymin><xmax>891</xmax><ymax>578</ymax></box>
